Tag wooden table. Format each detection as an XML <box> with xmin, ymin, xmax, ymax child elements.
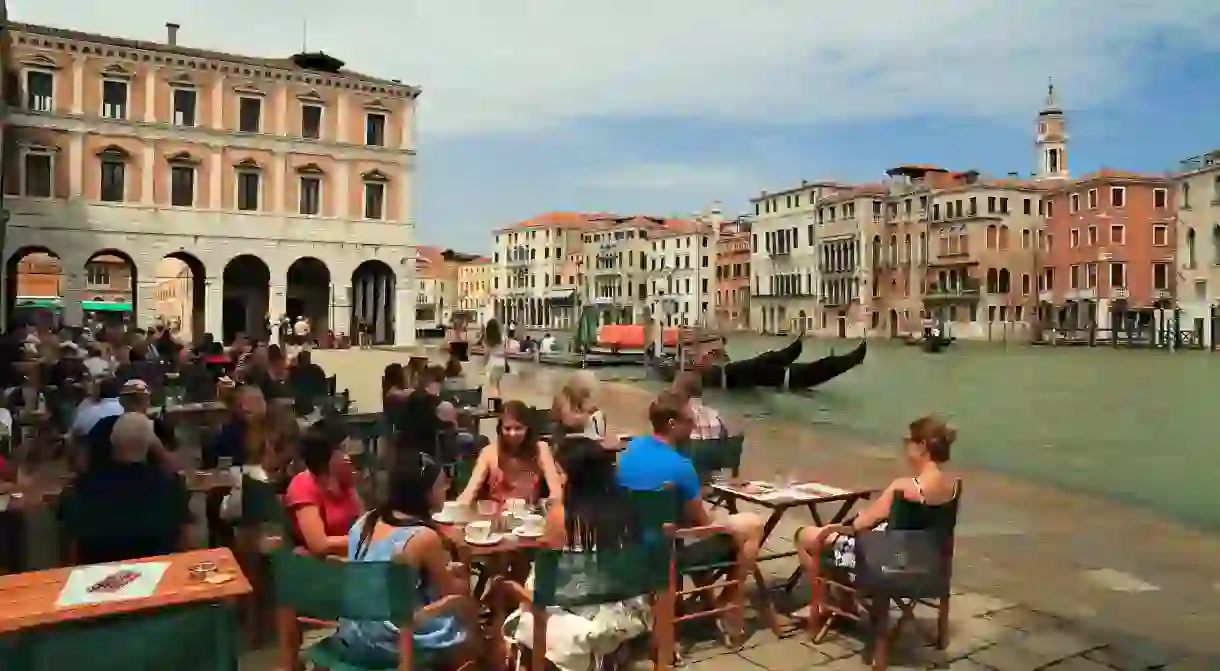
<box><xmin>0</xmin><ymin>548</ymin><xmax>251</xmax><ymax>671</ymax></box>
<box><xmin>708</xmin><ymin>481</ymin><xmax>877</xmax><ymax>594</ymax></box>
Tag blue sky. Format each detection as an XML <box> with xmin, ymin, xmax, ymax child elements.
<box><xmin>16</xmin><ymin>1</ymin><xmax>1220</xmax><ymax>252</ymax></box>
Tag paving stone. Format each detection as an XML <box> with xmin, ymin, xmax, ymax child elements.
<box><xmin>1043</xmin><ymin>656</ymin><xmax>1115</xmax><ymax>671</ymax></box>
<box><xmin>1085</xmin><ymin>640</ymin><xmax>1180</xmax><ymax>670</ymax></box>
<box><xmin>971</xmin><ymin>630</ymin><xmax>1104</xmax><ymax>671</ymax></box>
<box><xmin>983</xmin><ymin>607</ymin><xmax>1063</xmax><ymax>632</ymax></box>
<box><xmin>807</xmin><ymin>632</ymin><xmax>866</xmax><ymax>660</ymax></box>
<box><xmin>682</xmin><ymin>654</ymin><xmax>766</xmax><ymax>670</ymax></box>
<box><xmin>950</xmin><ymin>592</ymin><xmax>1016</xmax><ymax>620</ymax></box>
<box><xmin>739</xmin><ymin>638</ymin><xmax>832</xmax><ymax>670</ymax></box>
<box><xmin>947</xmin><ymin>660</ymin><xmax>994</xmax><ymax>671</ymax></box>
<box><xmin>817</xmin><ymin>658</ymin><xmax>873</xmax><ymax>671</ymax></box>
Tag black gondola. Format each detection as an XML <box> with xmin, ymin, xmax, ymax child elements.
<box><xmin>786</xmin><ymin>341</ymin><xmax>867</xmax><ymax>389</ymax></box>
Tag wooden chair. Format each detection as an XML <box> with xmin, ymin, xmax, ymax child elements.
<box><xmin>273</xmin><ymin>548</ymin><xmax>477</xmax><ymax>671</ymax></box>
<box><xmin>808</xmin><ymin>482</ymin><xmax>962</xmax><ymax>670</ymax></box>
<box><xmin>490</xmin><ymin>488</ymin><xmax>679</xmax><ymax>671</ymax></box>
<box><xmin>678</xmin><ymin>434</ymin><xmax>745</xmax><ymax>512</ymax></box>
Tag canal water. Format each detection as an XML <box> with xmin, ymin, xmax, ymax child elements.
<box><xmin>630</xmin><ymin>336</ymin><xmax>1220</xmax><ymax>532</ymax></box>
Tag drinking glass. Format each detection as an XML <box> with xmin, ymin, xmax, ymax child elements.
<box><xmin>476</xmin><ymin>499</ymin><xmax>498</xmax><ymax>519</ymax></box>
<box><xmin>711</xmin><ymin>469</ymin><xmax>730</xmax><ymax>486</ymax></box>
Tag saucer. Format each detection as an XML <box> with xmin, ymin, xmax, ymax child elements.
<box><xmin>434</xmin><ymin>512</ymin><xmax>467</xmax><ymax>524</ymax></box>
<box><xmin>464</xmin><ymin>533</ymin><xmax>504</xmax><ymax>546</ymax></box>
<box><xmin>512</xmin><ymin>527</ymin><xmax>544</xmax><ymax>539</ymax></box>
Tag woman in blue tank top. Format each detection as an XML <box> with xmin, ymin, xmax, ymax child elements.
<box><xmin>333</xmin><ymin>450</ymin><xmax>471</xmax><ymax>667</ymax></box>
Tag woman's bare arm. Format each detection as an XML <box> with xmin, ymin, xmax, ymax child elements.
<box><xmin>293</xmin><ymin>505</ymin><xmax>348</xmax><ymax>555</ymax></box>
<box><xmin>456</xmin><ymin>446</ymin><xmax>494</xmax><ymax>504</ymax></box>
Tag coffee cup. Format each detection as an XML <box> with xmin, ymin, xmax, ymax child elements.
<box><xmin>505</xmin><ymin>498</ymin><xmax>527</xmax><ymax>516</ymax></box>
<box><xmin>466</xmin><ymin>520</ymin><xmax>492</xmax><ymax>542</ymax></box>
<box><xmin>439</xmin><ymin>501</ymin><xmax>464</xmax><ymax>522</ymax></box>
<box><xmin>519</xmin><ymin>514</ymin><xmax>544</xmax><ymax>535</ymax></box>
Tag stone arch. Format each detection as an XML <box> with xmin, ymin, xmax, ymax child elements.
<box><xmin>351</xmin><ymin>260</ymin><xmax>396</xmax><ymax>345</ymax></box>
<box><xmin>83</xmin><ymin>249</ymin><xmax>137</xmax><ymax>327</ymax></box>
<box><xmin>4</xmin><ymin>245</ymin><xmax>62</xmax><ymax>329</ymax></box>
<box><xmin>154</xmin><ymin>251</ymin><xmax>207</xmax><ymax>342</ymax></box>
<box><xmin>286</xmin><ymin>257</ymin><xmax>332</xmax><ymax>339</ymax></box>
<box><xmin>222</xmin><ymin>255</ymin><xmax>270</xmax><ymax>344</ymax></box>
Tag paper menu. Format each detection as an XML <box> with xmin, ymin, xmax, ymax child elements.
<box><xmin>55</xmin><ymin>562</ymin><xmax>171</xmax><ymax>607</ymax></box>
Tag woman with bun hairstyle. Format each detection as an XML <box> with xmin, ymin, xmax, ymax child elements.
<box><xmin>793</xmin><ymin>415</ymin><xmax>961</xmax><ymax>612</ymax></box>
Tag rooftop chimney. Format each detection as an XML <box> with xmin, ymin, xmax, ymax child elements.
<box><xmin>165</xmin><ymin>22</ymin><xmax>180</xmax><ymax>46</ymax></box>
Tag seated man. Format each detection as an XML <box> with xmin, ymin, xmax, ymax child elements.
<box><xmin>672</xmin><ymin>372</ymin><xmax>728</xmax><ymax>440</ymax></box>
<box><xmin>616</xmin><ymin>390</ymin><xmax>763</xmax><ymax>635</ymax></box>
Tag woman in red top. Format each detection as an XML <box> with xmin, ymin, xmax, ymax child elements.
<box><xmin>284</xmin><ymin>418</ymin><xmax>363</xmax><ymax>555</ymax></box>
<box><xmin>457</xmin><ymin>401</ymin><xmax>562</xmax><ymax>506</ymax></box>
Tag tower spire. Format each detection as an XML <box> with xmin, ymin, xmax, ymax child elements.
<box><xmin>1043</xmin><ymin>77</ymin><xmax>1060</xmax><ymax>113</ymax></box>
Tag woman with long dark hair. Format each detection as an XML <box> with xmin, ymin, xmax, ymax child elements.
<box><xmin>456</xmin><ymin>400</ymin><xmax>561</xmax><ymax>506</ymax></box>
<box><xmin>505</xmin><ymin>435</ymin><xmax>652</xmax><ymax>670</ymax></box>
<box><xmin>481</xmin><ymin>319</ymin><xmax>507</xmax><ymax>400</ymax></box>
<box><xmin>333</xmin><ymin>449</ymin><xmax>473</xmax><ymax>668</ymax></box>
<box><xmin>283</xmin><ymin>418</ymin><xmax>362</xmax><ymax>556</ymax></box>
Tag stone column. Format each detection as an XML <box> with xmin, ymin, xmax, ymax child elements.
<box><xmin>137</xmin><ymin>279</ymin><xmax>158</xmax><ymax>329</ymax></box>
<box><xmin>352</xmin><ymin>279</ymin><xmax>365</xmax><ymax>334</ymax></box>
<box><xmin>269</xmin><ymin>284</ymin><xmax>286</xmax><ymax>344</ymax></box>
<box><xmin>395</xmin><ymin>282</ymin><xmax>415</xmax><ymax>347</ymax></box>
<box><xmin>69</xmin><ymin>134</ymin><xmax>84</xmax><ymax>198</ymax></box>
<box><xmin>210</xmin><ymin>150</ymin><xmax>223</xmax><ymax>209</ymax></box>
<box><xmin>62</xmin><ymin>272</ymin><xmax>86</xmax><ymax>327</ymax></box>
<box><xmin>375</xmin><ymin>273</ymin><xmax>389</xmax><ymax>343</ymax></box>
<box><xmin>71</xmin><ymin>57</ymin><xmax>84</xmax><ymax>115</ymax></box>
<box><xmin>204</xmin><ymin>280</ymin><xmax>223</xmax><ymax>341</ymax></box>
<box><xmin>142</xmin><ymin>144</ymin><xmax>156</xmax><ymax>206</ymax></box>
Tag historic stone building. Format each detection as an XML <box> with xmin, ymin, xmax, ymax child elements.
<box><xmin>4</xmin><ymin>21</ymin><xmax>418</xmax><ymax>344</ymax></box>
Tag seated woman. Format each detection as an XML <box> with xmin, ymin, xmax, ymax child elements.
<box><xmin>205</xmin><ymin>385</ymin><xmax>273</xmax><ymax>547</ymax></box>
<box><xmin>551</xmin><ymin>371</ymin><xmax>608</xmax><ymax>440</ymax></box>
<box><xmin>284</xmin><ymin>418</ymin><xmax>363</xmax><ymax>555</ymax></box>
<box><xmin>64</xmin><ymin>413</ymin><xmax>191</xmax><ymax>564</ymax></box>
<box><xmin>794</xmin><ymin>416</ymin><xmax>960</xmax><ymax>617</ymax></box>
<box><xmin>332</xmin><ymin>450</ymin><xmax>473</xmax><ymax>668</ymax></box>
<box><xmin>456</xmin><ymin>400</ymin><xmax>562</xmax><ymax>507</ymax></box>
<box><xmin>508</xmin><ymin>436</ymin><xmax>652</xmax><ymax>671</ymax></box>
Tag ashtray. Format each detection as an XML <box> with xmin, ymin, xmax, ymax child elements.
<box><xmin>188</xmin><ymin>561</ymin><xmax>218</xmax><ymax>581</ymax></box>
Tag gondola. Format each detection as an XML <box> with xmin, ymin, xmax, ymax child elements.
<box><xmin>786</xmin><ymin>341</ymin><xmax>867</xmax><ymax>389</ymax></box>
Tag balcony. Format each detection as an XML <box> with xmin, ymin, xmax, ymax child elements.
<box><xmin>923</xmin><ymin>279</ymin><xmax>981</xmax><ymax>302</ymax></box>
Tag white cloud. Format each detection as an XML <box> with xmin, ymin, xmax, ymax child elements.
<box><xmin>581</xmin><ymin>163</ymin><xmax>759</xmax><ymax>191</ymax></box>
<box><xmin>14</xmin><ymin>0</ymin><xmax>1220</xmax><ymax>138</ymax></box>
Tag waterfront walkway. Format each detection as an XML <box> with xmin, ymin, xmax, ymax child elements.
<box><xmin>300</xmin><ymin>348</ymin><xmax>1220</xmax><ymax>670</ymax></box>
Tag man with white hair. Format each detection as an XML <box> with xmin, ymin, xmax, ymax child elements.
<box><xmin>63</xmin><ymin>412</ymin><xmax>191</xmax><ymax>563</ymax></box>
<box><xmin>83</xmin><ymin>380</ymin><xmax>179</xmax><ymax>473</ymax></box>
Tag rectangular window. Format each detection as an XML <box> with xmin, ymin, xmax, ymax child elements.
<box><xmin>23</xmin><ymin>152</ymin><xmax>53</xmax><ymax>198</ymax></box>
<box><xmin>27</xmin><ymin>70</ymin><xmax>54</xmax><ymax>112</ymax></box>
<box><xmin>301</xmin><ymin>104</ymin><xmax>322</xmax><ymax>140</ymax></box>
<box><xmin>101</xmin><ymin>79</ymin><xmax>128</xmax><ymax>119</ymax></box>
<box><xmin>1087</xmin><ymin>226</ymin><xmax>1097</xmax><ymax>246</ymax></box>
<box><xmin>1109</xmin><ymin>262</ymin><xmax>1125</xmax><ymax>288</ymax></box>
<box><xmin>1070</xmin><ymin>229</ymin><xmax>1080</xmax><ymax>248</ymax></box>
<box><xmin>237</xmin><ymin>171</ymin><xmax>260</xmax><ymax>211</ymax></box>
<box><xmin>238</xmin><ymin>97</ymin><xmax>262</xmax><ymax>133</ymax></box>
<box><xmin>1110</xmin><ymin>186</ymin><xmax>1126</xmax><ymax>208</ymax></box>
<box><xmin>172</xmin><ymin>87</ymin><xmax>197</xmax><ymax>126</ymax></box>
<box><xmin>1070</xmin><ymin>193</ymin><xmax>1079</xmax><ymax>212</ymax></box>
<box><xmin>299</xmin><ymin>176</ymin><xmax>321</xmax><ymax>215</ymax></box>
<box><xmin>365</xmin><ymin>113</ymin><xmax>386</xmax><ymax>146</ymax></box>
<box><xmin>999</xmin><ymin>197</ymin><xmax>1009</xmax><ymax>214</ymax></box>
<box><xmin>364</xmin><ymin>182</ymin><xmax>385</xmax><ymax>219</ymax></box>
<box><xmin>1023</xmin><ymin>198</ymin><xmax>1032</xmax><ymax>215</ymax></box>
<box><xmin>1110</xmin><ymin>225</ymin><xmax>1125</xmax><ymax>244</ymax></box>
<box><xmin>1153</xmin><ymin>225</ymin><xmax>1168</xmax><ymax>246</ymax></box>
<box><xmin>987</xmin><ymin>196</ymin><xmax>996</xmax><ymax>213</ymax></box>
<box><xmin>100</xmin><ymin>160</ymin><xmax>125</xmax><ymax>202</ymax></box>
<box><xmin>169</xmin><ymin>165</ymin><xmax>194</xmax><ymax>207</ymax></box>
<box><xmin>1153</xmin><ymin>188</ymin><xmax>1168</xmax><ymax>209</ymax></box>
<box><xmin>1088</xmin><ymin>189</ymin><xmax>1098</xmax><ymax>209</ymax></box>
<box><xmin>1153</xmin><ymin>262</ymin><xmax>1169</xmax><ymax>291</ymax></box>
<box><xmin>1086</xmin><ymin>263</ymin><xmax>1097</xmax><ymax>289</ymax></box>
<box><xmin>86</xmin><ymin>263</ymin><xmax>110</xmax><ymax>286</ymax></box>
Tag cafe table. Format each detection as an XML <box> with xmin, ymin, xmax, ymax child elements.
<box><xmin>0</xmin><ymin>547</ymin><xmax>252</xmax><ymax>671</ymax></box>
<box><xmin>706</xmin><ymin>480</ymin><xmax>877</xmax><ymax>621</ymax></box>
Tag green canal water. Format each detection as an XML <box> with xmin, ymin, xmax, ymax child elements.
<box><xmin>644</xmin><ymin>336</ymin><xmax>1220</xmax><ymax>532</ymax></box>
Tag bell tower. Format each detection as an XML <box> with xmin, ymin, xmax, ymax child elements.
<box><xmin>1035</xmin><ymin>79</ymin><xmax>1069</xmax><ymax>180</ymax></box>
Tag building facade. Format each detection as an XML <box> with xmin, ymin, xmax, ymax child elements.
<box><xmin>1174</xmin><ymin>151</ymin><xmax>1220</xmax><ymax>347</ymax></box>
<box><xmin>492</xmin><ymin>212</ymin><xmax>591</xmax><ymax>331</ymax></box>
<box><xmin>153</xmin><ymin>256</ymin><xmax>192</xmax><ymax>336</ymax></box>
<box><xmin>715</xmin><ymin>216</ymin><xmax>751</xmax><ymax>329</ymax></box>
<box><xmin>4</xmin><ymin>21</ymin><xmax>418</xmax><ymax>344</ymax></box>
<box><xmin>1040</xmin><ymin>171</ymin><xmax>1174</xmax><ymax>333</ymax></box>
<box><xmin>455</xmin><ymin>256</ymin><xmax>492</xmax><ymax>326</ymax></box>
<box><xmin>750</xmin><ymin>181</ymin><xmax>847</xmax><ymax>335</ymax></box>
<box><xmin>649</xmin><ymin>218</ymin><xmax>717</xmax><ymax>327</ymax></box>
<box><xmin>579</xmin><ymin>216</ymin><xmax>657</xmax><ymax>325</ymax></box>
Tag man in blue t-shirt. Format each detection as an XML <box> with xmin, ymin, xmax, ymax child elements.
<box><xmin>617</xmin><ymin>390</ymin><xmax>764</xmax><ymax>631</ymax></box>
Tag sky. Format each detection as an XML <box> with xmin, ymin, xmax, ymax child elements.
<box><xmin>14</xmin><ymin>0</ymin><xmax>1220</xmax><ymax>252</ymax></box>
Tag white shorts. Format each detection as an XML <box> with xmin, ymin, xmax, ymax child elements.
<box><xmin>487</xmin><ymin>358</ymin><xmax>507</xmax><ymax>382</ymax></box>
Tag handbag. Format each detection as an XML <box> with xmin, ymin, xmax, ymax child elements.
<box><xmin>854</xmin><ymin>529</ymin><xmax>948</xmax><ymax>599</ymax></box>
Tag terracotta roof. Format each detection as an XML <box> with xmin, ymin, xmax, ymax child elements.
<box><xmin>1041</xmin><ymin>169</ymin><xmax>1170</xmax><ymax>193</ymax></box>
<box><xmin>13</xmin><ymin>22</ymin><xmax>418</xmax><ymax>95</ymax></box>
<box><xmin>495</xmin><ymin>212</ymin><xmax>620</xmax><ymax>233</ymax></box>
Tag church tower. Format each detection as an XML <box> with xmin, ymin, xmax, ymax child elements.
<box><xmin>1035</xmin><ymin>80</ymin><xmax>1069</xmax><ymax>180</ymax></box>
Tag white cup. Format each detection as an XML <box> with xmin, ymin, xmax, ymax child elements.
<box><xmin>519</xmin><ymin>514</ymin><xmax>544</xmax><ymax>534</ymax></box>
<box><xmin>466</xmin><ymin>520</ymin><xmax>492</xmax><ymax>542</ymax></box>
<box><xmin>505</xmin><ymin>498</ymin><xmax>526</xmax><ymax>516</ymax></box>
<box><xmin>440</xmin><ymin>501</ymin><xmax>464</xmax><ymax>521</ymax></box>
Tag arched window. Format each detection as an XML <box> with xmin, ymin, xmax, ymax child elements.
<box><xmin>1185</xmin><ymin>228</ymin><xmax>1196</xmax><ymax>268</ymax></box>
<box><xmin>1212</xmin><ymin>225</ymin><xmax>1220</xmax><ymax>265</ymax></box>
<box><xmin>871</xmin><ymin>235</ymin><xmax>882</xmax><ymax>267</ymax></box>
<box><xmin>999</xmin><ymin>225</ymin><xmax>1011</xmax><ymax>250</ymax></box>
<box><xmin>998</xmin><ymin>268</ymin><xmax>1011</xmax><ymax>293</ymax></box>
<box><xmin>889</xmin><ymin>234</ymin><xmax>898</xmax><ymax>265</ymax></box>
<box><xmin>986</xmin><ymin>268</ymin><xmax>999</xmax><ymax>293</ymax></box>
<box><xmin>986</xmin><ymin>224</ymin><xmax>998</xmax><ymax>249</ymax></box>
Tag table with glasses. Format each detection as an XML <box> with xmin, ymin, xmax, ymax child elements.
<box><xmin>0</xmin><ymin>547</ymin><xmax>252</xmax><ymax>671</ymax></box>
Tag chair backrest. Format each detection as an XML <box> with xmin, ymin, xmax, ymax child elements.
<box><xmin>237</xmin><ymin>475</ymin><xmax>287</xmax><ymax>530</ymax></box>
<box><xmin>272</xmin><ymin>549</ymin><xmax>419</xmax><ymax>623</ymax></box>
<box><xmin>446</xmin><ymin>388</ymin><xmax>482</xmax><ymax>409</ymax></box>
<box><xmin>679</xmin><ymin>435</ymin><xmax>745</xmax><ymax>481</ymax></box>
<box><xmin>888</xmin><ymin>480</ymin><xmax>962</xmax><ymax>538</ymax></box>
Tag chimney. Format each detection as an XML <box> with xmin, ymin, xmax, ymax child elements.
<box><xmin>165</xmin><ymin>22</ymin><xmax>180</xmax><ymax>46</ymax></box>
